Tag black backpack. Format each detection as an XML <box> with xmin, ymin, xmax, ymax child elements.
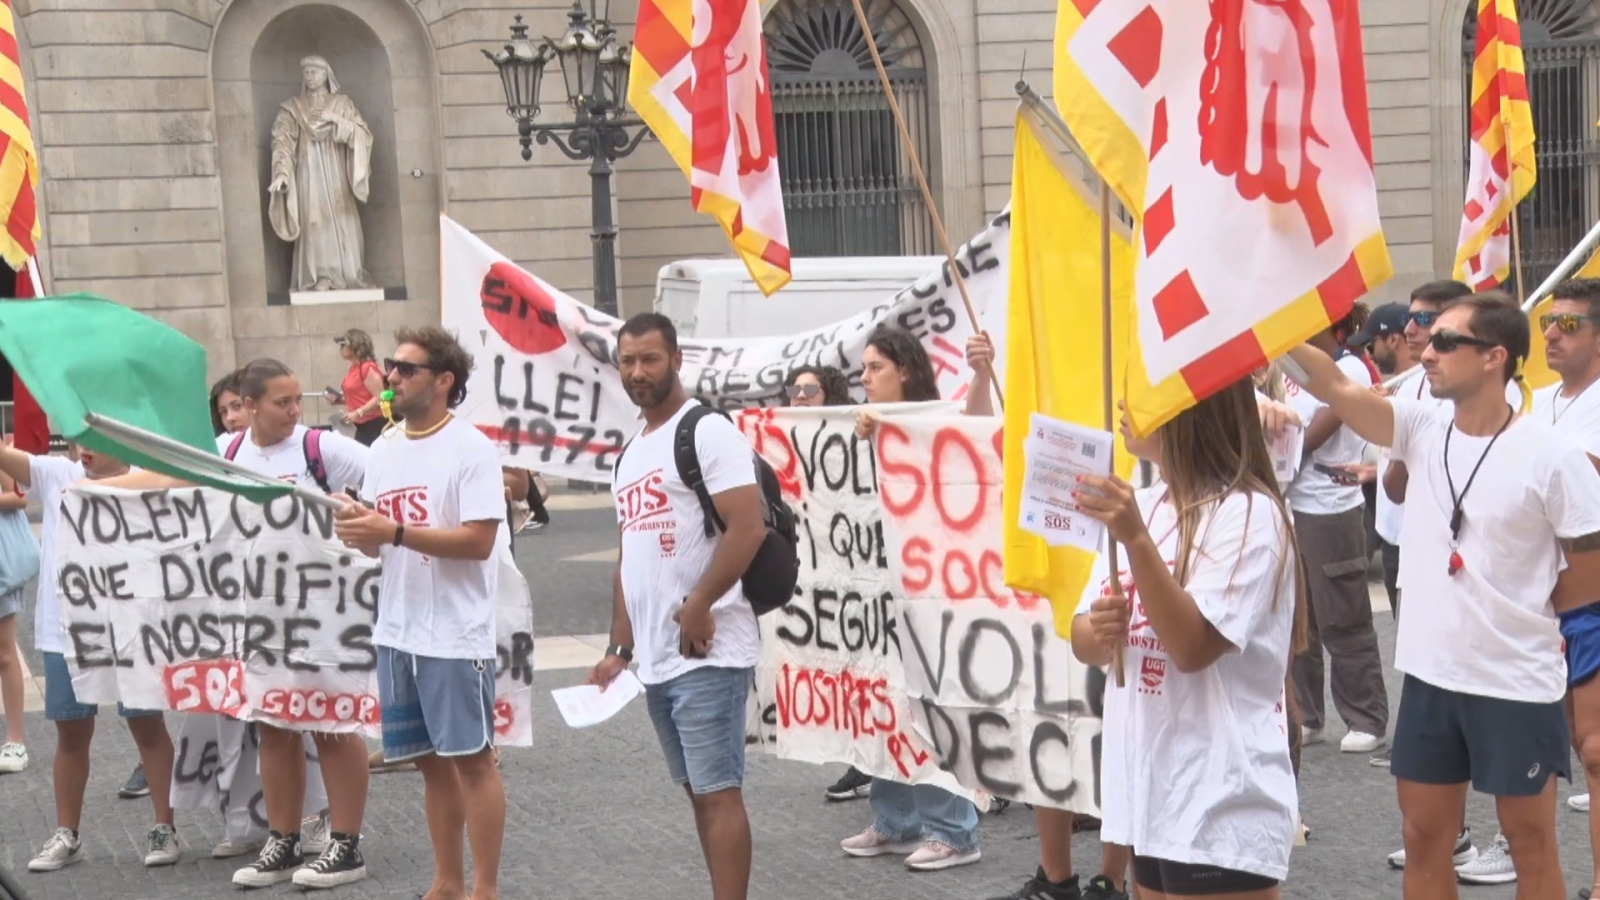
<box><xmin>621</xmin><ymin>405</ymin><xmax>800</xmax><ymax>615</ymax></box>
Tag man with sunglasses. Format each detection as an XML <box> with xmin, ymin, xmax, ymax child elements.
<box><xmin>1528</xmin><ymin>279</ymin><xmax>1600</xmax><ymax>898</ymax></box>
<box><xmin>335</xmin><ymin>327</ymin><xmax>510</xmax><ymax>900</ymax></box>
<box><xmin>1286</xmin><ymin>291</ymin><xmax>1600</xmax><ymax>900</ymax></box>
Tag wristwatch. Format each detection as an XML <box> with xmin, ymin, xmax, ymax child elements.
<box><xmin>605</xmin><ymin>644</ymin><xmax>633</xmax><ymax>663</ymax></box>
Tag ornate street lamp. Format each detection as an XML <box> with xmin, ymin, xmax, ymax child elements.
<box><xmin>484</xmin><ymin>3</ymin><xmax>651</xmax><ymax>318</ymax></box>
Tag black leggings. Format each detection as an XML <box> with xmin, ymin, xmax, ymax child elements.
<box><xmin>1132</xmin><ymin>854</ymin><xmax>1279</xmax><ymax>896</ymax></box>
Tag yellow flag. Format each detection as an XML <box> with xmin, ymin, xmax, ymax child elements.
<box><xmin>1003</xmin><ymin>103</ymin><xmax>1137</xmax><ymax>639</ymax></box>
<box><xmin>1525</xmin><ymin>247</ymin><xmax>1600</xmax><ymax>390</ymax></box>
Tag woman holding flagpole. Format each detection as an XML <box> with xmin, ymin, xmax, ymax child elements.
<box><xmin>1070</xmin><ymin>378</ymin><xmax>1305</xmax><ymax>899</ymax></box>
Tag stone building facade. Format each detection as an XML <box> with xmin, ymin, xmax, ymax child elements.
<box><xmin>7</xmin><ymin>0</ymin><xmax>1588</xmax><ymax>397</ymax></box>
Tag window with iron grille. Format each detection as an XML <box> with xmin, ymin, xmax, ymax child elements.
<box><xmin>1462</xmin><ymin>0</ymin><xmax>1600</xmax><ymax>291</ymax></box>
<box><xmin>763</xmin><ymin>0</ymin><xmax>935</xmax><ymax>258</ymax></box>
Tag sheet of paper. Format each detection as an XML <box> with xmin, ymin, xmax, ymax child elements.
<box><xmin>1268</xmin><ymin>425</ymin><xmax>1305</xmax><ymax>488</ymax></box>
<box><xmin>551</xmin><ymin>670</ymin><xmax>644</xmax><ymax>728</ymax></box>
<box><xmin>1019</xmin><ymin>414</ymin><xmax>1114</xmax><ymax>551</ymax></box>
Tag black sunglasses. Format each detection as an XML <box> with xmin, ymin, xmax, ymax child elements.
<box><xmin>1427</xmin><ymin>330</ymin><xmax>1497</xmax><ymax>354</ymax></box>
<box><xmin>383</xmin><ymin>358</ymin><xmax>439</xmax><ymax>379</ymax></box>
<box><xmin>1540</xmin><ymin>312</ymin><xmax>1598</xmax><ymax>334</ymax></box>
<box><xmin>784</xmin><ymin>384</ymin><xmax>821</xmax><ymax>400</ymax></box>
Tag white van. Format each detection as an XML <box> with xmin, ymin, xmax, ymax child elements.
<box><xmin>655</xmin><ymin>256</ymin><xmax>944</xmax><ymax>339</ymax></box>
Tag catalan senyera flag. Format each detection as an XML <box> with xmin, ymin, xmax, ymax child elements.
<box><xmin>1004</xmin><ymin>102</ymin><xmax>1137</xmax><ymax>638</ymax></box>
<box><xmin>1524</xmin><ymin>244</ymin><xmax>1600</xmax><ymax>390</ymax></box>
<box><xmin>1054</xmin><ymin>0</ymin><xmax>1393</xmax><ymax>436</ymax></box>
<box><xmin>0</xmin><ymin>0</ymin><xmax>37</xmax><ymax>271</ymax></box>
<box><xmin>630</xmin><ymin>0</ymin><xmax>791</xmax><ymax>295</ymax></box>
<box><xmin>1453</xmin><ymin>0</ymin><xmax>1536</xmax><ymax>291</ymax></box>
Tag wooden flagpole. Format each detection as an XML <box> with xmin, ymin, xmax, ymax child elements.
<box><xmin>848</xmin><ymin>0</ymin><xmax>1001</xmax><ymax>410</ymax></box>
<box><xmin>1509</xmin><ymin>213</ymin><xmax>1528</xmax><ymax>306</ymax></box>
<box><xmin>1099</xmin><ymin>181</ymin><xmax>1125</xmax><ymax>688</ymax></box>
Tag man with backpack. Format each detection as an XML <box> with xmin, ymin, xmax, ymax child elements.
<box><xmin>587</xmin><ymin>313</ymin><xmax>776</xmax><ymax>900</ymax></box>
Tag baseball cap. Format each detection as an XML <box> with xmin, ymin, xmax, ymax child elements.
<box><xmin>1348</xmin><ymin>303</ymin><xmax>1409</xmax><ymax>347</ymax></box>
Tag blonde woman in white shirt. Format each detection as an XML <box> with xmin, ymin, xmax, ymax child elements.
<box><xmin>1070</xmin><ymin>377</ymin><xmax>1305</xmax><ymax>899</ymax></box>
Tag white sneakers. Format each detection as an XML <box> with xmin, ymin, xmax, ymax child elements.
<box><xmin>28</xmin><ymin>828</ymin><xmax>82</xmax><ymax>872</ymax></box>
<box><xmin>839</xmin><ymin>827</ymin><xmax>980</xmax><ymax>871</ymax></box>
<box><xmin>1571</xmin><ymin>793</ymin><xmax>1591</xmax><ymax>812</ymax></box>
<box><xmin>0</xmin><ymin>741</ymin><xmax>27</xmax><ymax>773</ymax></box>
<box><xmin>840</xmin><ymin>827</ymin><xmax>919</xmax><ymax>858</ymax></box>
<box><xmin>1456</xmin><ymin>833</ymin><xmax>1516</xmax><ymax>885</ymax></box>
<box><xmin>28</xmin><ymin>824</ymin><xmax>180</xmax><ymax>871</ymax></box>
<box><xmin>1340</xmin><ymin>731</ymin><xmax>1384</xmax><ymax>753</ymax></box>
<box><xmin>1302</xmin><ymin>726</ymin><xmax>1325</xmax><ymax>746</ymax></box>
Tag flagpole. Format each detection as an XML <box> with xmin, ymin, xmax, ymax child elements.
<box><xmin>1509</xmin><ymin>213</ymin><xmax>1528</xmax><ymax>306</ymax></box>
<box><xmin>1097</xmin><ymin>181</ymin><xmax>1126</xmax><ymax>689</ymax></box>
<box><xmin>83</xmin><ymin>412</ymin><xmax>341</xmax><ymax>511</ymax></box>
<box><xmin>847</xmin><ymin>0</ymin><xmax>1002</xmax><ymax>411</ymax></box>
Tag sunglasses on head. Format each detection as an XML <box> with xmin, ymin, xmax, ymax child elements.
<box><xmin>1408</xmin><ymin>310</ymin><xmax>1440</xmax><ymax>329</ymax></box>
<box><xmin>1539</xmin><ymin>312</ymin><xmax>1598</xmax><ymax>334</ymax></box>
<box><xmin>1427</xmin><ymin>330</ymin><xmax>1498</xmax><ymax>354</ymax></box>
<box><xmin>785</xmin><ymin>384</ymin><xmax>821</xmax><ymax>400</ymax></box>
<box><xmin>383</xmin><ymin>358</ymin><xmax>439</xmax><ymax>379</ymax></box>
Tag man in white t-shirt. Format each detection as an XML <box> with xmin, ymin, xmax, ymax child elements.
<box><xmin>335</xmin><ymin>326</ymin><xmax>508</xmax><ymax>900</ymax></box>
<box><xmin>1282</xmin><ymin>313</ymin><xmax>1388</xmax><ymax>755</ymax></box>
<box><xmin>1287</xmin><ymin>292</ymin><xmax>1600</xmax><ymax>900</ymax></box>
<box><xmin>1529</xmin><ymin>279</ymin><xmax>1600</xmax><ymax>894</ymax></box>
<box><xmin>588</xmin><ymin>313</ymin><xmax>766</xmax><ymax>900</ymax></box>
<box><xmin>0</xmin><ymin>442</ymin><xmax>184</xmax><ymax>872</ymax></box>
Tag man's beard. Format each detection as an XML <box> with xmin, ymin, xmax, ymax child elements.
<box><xmin>393</xmin><ymin>385</ymin><xmax>433</xmax><ymax>421</ymax></box>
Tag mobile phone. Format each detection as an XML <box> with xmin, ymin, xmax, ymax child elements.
<box><xmin>343</xmin><ymin>486</ymin><xmax>373</xmax><ymax>508</ymax></box>
<box><xmin>1313</xmin><ymin>462</ymin><xmax>1359</xmax><ymax>486</ymax></box>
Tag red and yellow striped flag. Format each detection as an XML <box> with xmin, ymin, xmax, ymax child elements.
<box><xmin>1453</xmin><ymin>0</ymin><xmax>1536</xmax><ymax>290</ymax></box>
<box><xmin>1054</xmin><ymin>0</ymin><xmax>1392</xmax><ymax>436</ymax></box>
<box><xmin>629</xmin><ymin>0</ymin><xmax>791</xmax><ymax>295</ymax></box>
<box><xmin>0</xmin><ymin>0</ymin><xmax>36</xmax><ymax>272</ymax></box>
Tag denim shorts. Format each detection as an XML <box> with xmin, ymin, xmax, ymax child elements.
<box><xmin>0</xmin><ymin>587</ymin><xmax>21</xmax><ymax>620</ymax></box>
<box><xmin>377</xmin><ymin>645</ymin><xmax>495</xmax><ymax>763</ymax></box>
<box><xmin>644</xmin><ymin>665</ymin><xmax>751</xmax><ymax>795</ymax></box>
<box><xmin>42</xmin><ymin>652</ymin><xmax>162</xmax><ymax>722</ymax></box>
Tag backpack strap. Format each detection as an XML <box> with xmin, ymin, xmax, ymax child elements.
<box><xmin>224</xmin><ymin>431</ymin><xmax>247</xmax><ymax>461</ymax></box>
<box><xmin>674</xmin><ymin>405</ymin><xmax>725</xmax><ymax>539</ymax></box>
<box><xmin>302</xmin><ymin>429</ymin><xmax>333</xmax><ymax>494</ymax></box>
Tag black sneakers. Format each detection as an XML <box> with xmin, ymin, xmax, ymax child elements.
<box><xmin>825</xmin><ymin>766</ymin><xmax>871</xmax><ymax>801</ymax></box>
<box><xmin>233</xmin><ymin>831</ymin><xmax>304</xmax><ymax>887</ymax></box>
<box><xmin>987</xmin><ymin>869</ymin><xmax>1083</xmax><ymax>900</ymax></box>
<box><xmin>293</xmin><ymin>832</ymin><xmax>368</xmax><ymax>889</ymax></box>
<box><xmin>1083</xmin><ymin>874</ymin><xmax>1129</xmax><ymax>900</ymax></box>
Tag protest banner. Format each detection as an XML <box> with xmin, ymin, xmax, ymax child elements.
<box><xmin>733</xmin><ymin>404</ymin><xmax>968</xmax><ymax>797</ymax></box>
<box><xmin>441</xmin><ymin>212</ymin><xmax>1011</xmax><ymax>481</ymax></box>
<box><xmin>55</xmin><ymin>484</ymin><xmax>536</xmax><ymax>746</ymax></box>
<box><xmin>876</xmin><ymin>414</ymin><xmax>1103</xmax><ymax>815</ymax></box>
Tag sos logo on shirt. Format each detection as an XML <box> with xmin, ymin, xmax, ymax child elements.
<box><xmin>618</xmin><ymin>469</ymin><xmax>675</xmax><ymax>533</ymax></box>
<box><xmin>376</xmin><ymin>486</ymin><xmax>432</xmax><ymax>526</ymax></box>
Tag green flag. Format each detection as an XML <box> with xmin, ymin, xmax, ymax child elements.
<box><xmin>0</xmin><ymin>294</ymin><xmax>292</xmax><ymax>502</ymax></box>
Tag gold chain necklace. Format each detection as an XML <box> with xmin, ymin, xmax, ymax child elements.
<box><xmin>404</xmin><ymin>413</ymin><xmax>452</xmax><ymax>439</ymax></box>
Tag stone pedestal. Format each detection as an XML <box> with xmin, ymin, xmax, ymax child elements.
<box><xmin>268</xmin><ymin>286</ymin><xmax>407</xmax><ymax>306</ymax></box>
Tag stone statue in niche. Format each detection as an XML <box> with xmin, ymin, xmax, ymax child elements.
<box><xmin>267</xmin><ymin>55</ymin><xmax>373</xmax><ymax>292</ymax></box>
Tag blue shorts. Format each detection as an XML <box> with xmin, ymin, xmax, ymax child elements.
<box><xmin>1560</xmin><ymin>604</ymin><xmax>1600</xmax><ymax>688</ymax></box>
<box><xmin>42</xmin><ymin>652</ymin><xmax>162</xmax><ymax>722</ymax></box>
<box><xmin>644</xmin><ymin>665</ymin><xmax>750</xmax><ymax>795</ymax></box>
<box><xmin>1391</xmin><ymin>674</ymin><xmax>1570</xmax><ymax>797</ymax></box>
<box><xmin>377</xmin><ymin>645</ymin><xmax>495</xmax><ymax>763</ymax></box>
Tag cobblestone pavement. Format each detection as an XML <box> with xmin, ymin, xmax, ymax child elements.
<box><xmin>0</xmin><ymin>506</ymin><xmax>1591</xmax><ymax>899</ymax></box>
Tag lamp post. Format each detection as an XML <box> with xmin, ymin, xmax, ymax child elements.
<box><xmin>484</xmin><ymin>3</ymin><xmax>651</xmax><ymax>318</ymax></box>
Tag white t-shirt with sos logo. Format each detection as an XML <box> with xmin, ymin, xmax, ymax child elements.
<box><xmin>612</xmin><ymin>400</ymin><xmax>760</xmax><ymax>686</ymax></box>
<box><xmin>361</xmin><ymin>418</ymin><xmax>508</xmax><ymax>660</ymax></box>
<box><xmin>1074</xmin><ymin>487</ymin><xmax>1299</xmax><ymax>881</ymax></box>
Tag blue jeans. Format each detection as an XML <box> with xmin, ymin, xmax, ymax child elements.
<box><xmin>869</xmin><ymin>778</ymin><xmax>979</xmax><ymax>852</ymax></box>
<box><xmin>644</xmin><ymin>665</ymin><xmax>750</xmax><ymax>795</ymax></box>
